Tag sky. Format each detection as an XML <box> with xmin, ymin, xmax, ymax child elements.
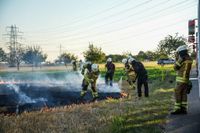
<box><xmin>0</xmin><ymin>0</ymin><xmax>198</xmax><ymax>61</ymax></box>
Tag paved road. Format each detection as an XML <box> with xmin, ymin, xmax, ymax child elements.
<box><xmin>165</xmin><ymin>69</ymin><xmax>200</xmax><ymax>133</ymax></box>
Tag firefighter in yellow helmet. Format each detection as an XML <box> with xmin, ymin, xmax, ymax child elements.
<box><xmin>122</xmin><ymin>58</ymin><xmax>137</xmax><ymax>90</ymax></box>
<box><xmin>80</xmin><ymin>61</ymin><xmax>100</xmax><ymax>101</ymax></box>
<box><xmin>171</xmin><ymin>45</ymin><xmax>193</xmax><ymax>115</ymax></box>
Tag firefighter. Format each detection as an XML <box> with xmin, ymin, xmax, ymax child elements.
<box><xmin>128</xmin><ymin>57</ymin><xmax>149</xmax><ymax>97</ymax></box>
<box><xmin>71</xmin><ymin>60</ymin><xmax>77</xmax><ymax>71</ymax></box>
<box><xmin>80</xmin><ymin>62</ymin><xmax>100</xmax><ymax>100</ymax></box>
<box><xmin>122</xmin><ymin>58</ymin><xmax>137</xmax><ymax>90</ymax></box>
<box><xmin>171</xmin><ymin>45</ymin><xmax>193</xmax><ymax>115</ymax></box>
<box><xmin>105</xmin><ymin>57</ymin><xmax>115</xmax><ymax>86</ymax></box>
<box><xmin>79</xmin><ymin>59</ymin><xmax>83</xmax><ymax>70</ymax></box>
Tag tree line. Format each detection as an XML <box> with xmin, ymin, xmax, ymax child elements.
<box><xmin>0</xmin><ymin>34</ymin><xmax>193</xmax><ymax>70</ymax></box>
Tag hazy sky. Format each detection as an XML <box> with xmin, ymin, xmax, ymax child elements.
<box><xmin>0</xmin><ymin>0</ymin><xmax>198</xmax><ymax>61</ymax></box>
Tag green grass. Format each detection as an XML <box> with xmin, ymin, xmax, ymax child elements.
<box><xmin>110</xmin><ymin>81</ymin><xmax>174</xmax><ymax>133</ymax></box>
<box><xmin>100</xmin><ymin>66</ymin><xmax>176</xmax><ymax>81</ymax></box>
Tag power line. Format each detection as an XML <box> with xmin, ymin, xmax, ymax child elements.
<box><xmin>29</xmin><ymin>0</ymin><xmax>195</xmax><ymax>43</ymax></box>
<box><xmin>25</xmin><ymin>0</ymin><xmax>132</xmax><ymax>33</ymax></box>
<box><xmin>102</xmin><ymin>18</ymin><xmax>190</xmax><ymax>47</ymax></box>
<box><xmin>27</xmin><ymin>0</ymin><xmax>161</xmax><ymax>37</ymax></box>
<box><xmin>41</xmin><ymin>18</ymin><xmax>190</xmax><ymax>54</ymax></box>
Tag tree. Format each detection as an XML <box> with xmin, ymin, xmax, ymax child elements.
<box><xmin>0</xmin><ymin>48</ymin><xmax>7</xmax><ymax>62</ymax></box>
<box><xmin>136</xmin><ymin>51</ymin><xmax>147</xmax><ymax>61</ymax></box>
<box><xmin>145</xmin><ymin>51</ymin><xmax>156</xmax><ymax>61</ymax></box>
<box><xmin>23</xmin><ymin>45</ymin><xmax>47</xmax><ymax>67</ymax></box>
<box><xmin>83</xmin><ymin>44</ymin><xmax>106</xmax><ymax>63</ymax></box>
<box><xmin>7</xmin><ymin>43</ymin><xmax>25</xmax><ymax>70</ymax></box>
<box><xmin>58</xmin><ymin>52</ymin><xmax>78</xmax><ymax>65</ymax></box>
<box><xmin>157</xmin><ymin>34</ymin><xmax>187</xmax><ymax>58</ymax></box>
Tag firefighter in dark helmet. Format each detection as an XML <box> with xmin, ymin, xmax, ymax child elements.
<box><xmin>171</xmin><ymin>45</ymin><xmax>193</xmax><ymax>115</ymax></box>
<box><xmin>105</xmin><ymin>57</ymin><xmax>115</xmax><ymax>86</ymax></box>
<box><xmin>80</xmin><ymin>61</ymin><xmax>100</xmax><ymax>100</ymax></box>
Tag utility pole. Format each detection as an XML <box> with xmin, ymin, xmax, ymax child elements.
<box><xmin>4</xmin><ymin>25</ymin><xmax>23</xmax><ymax>69</ymax></box>
<box><xmin>59</xmin><ymin>44</ymin><xmax>62</xmax><ymax>64</ymax></box>
<box><xmin>198</xmin><ymin>0</ymin><xmax>200</xmax><ymax>98</ymax></box>
<box><xmin>60</xmin><ymin>44</ymin><xmax>62</xmax><ymax>57</ymax></box>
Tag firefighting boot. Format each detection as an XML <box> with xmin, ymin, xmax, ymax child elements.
<box><xmin>170</xmin><ymin>109</ymin><xmax>183</xmax><ymax>115</ymax></box>
<box><xmin>181</xmin><ymin>107</ymin><xmax>187</xmax><ymax>114</ymax></box>
<box><xmin>79</xmin><ymin>90</ymin><xmax>87</xmax><ymax>101</ymax></box>
<box><xmin>92</xmin><ymin>92</ymin><xmax>99</xmax><ymax>102</ymax></box>
<box><xmin>110</xmin><ymin>81</ymin><xmax>113</xmax><ymax>86</ymax></box>
<box><xmin>181</xmin><ymin>102</ymin><xmax>187</xmax><ymax>114</ymax></box>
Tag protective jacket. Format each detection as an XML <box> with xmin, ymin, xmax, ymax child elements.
<box><xmin>81</xmin><ymin>64</ymin><xmax>99</xmax><ymax>82</ymax></box>
<box><xmin>130</xmin><ymin>60</ymin><xmax>149</xmax><ymax>97</ymax></box>
<box><xmin>130</xmin><ymin>61</ymin><xmax>147</xmax><ymax>83</ymax></box>
<box><xmin>174</xmin><ymin>55</ymin><xmax>193</xmax><ymax>83</ymax></box>
<box><xmin>125</xmin><ymin>62</ymin><xmax>137</xmax><ymax>82</ymax></box>
<box><xmin>105</xmin><ymin>62</ymin><xmax>115</xmax><ymax>74</ymax></box>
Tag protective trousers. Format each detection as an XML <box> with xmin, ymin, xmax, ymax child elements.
<box><xmin>174</xmin><ymin>82</ymin><xmax>187</xmax><ymax>111</ymax></box>
<box><xmin>137</xmin><ymin>74</ymin><xmax>149</xmax><ymax>97</ymax></box>
<box><xmin>81</xmin><ymin>79</ymin><xmax>98</xmax><ymax>98</ymax></box>
<box><xmin>105</xmin><ymin>72</ymin><xmax>114</xmax><ymax>86</ymax></box>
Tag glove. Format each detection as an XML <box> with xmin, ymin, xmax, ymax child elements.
<box><xmin>90</xmin><ymin>79</ymin><xmax>94</xmax><ymax>83</ymax></box>
<box><xmin>177</xmin><ymin>56</ymin><xmax>183</xmax><ymax>63</ymax></box>
<box><xmin>175</xmin><ymin>52</ymin><xmax>179</xmax><ymax>60</ymax></box>
<box><xmin>81</xmin><ymin>71</ymin><xmax>84</xmax><ymax>75</ymax></box>
<box><xmin>186</xmin><ymin>81</ymin><xmax>192</xmax><ymax>94</ymax></box>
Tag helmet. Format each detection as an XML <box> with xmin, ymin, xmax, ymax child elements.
<box><xmin>91</xmin><ymin>64</ymin><xmax>99</xmax><ymax>72</ymax></box>
<box><xmin>128</xmin><ymin>57</ymin><xmax>135</xmax><ymax>63</ymax></box>
<box><xmin>122</xmin><ymin>58</ymin><xmax>127</xmax><ymax>64</ymax></box>
<box><xmin>85</xmin><ymin>61</ymin><xmax>92</xmax><ymax>65</ymax></box>
<box><xmin>176</xmin><ymin>45</ymin><xmax>188</xmax><ymax>53</ymax></box>
<box><xmin>71</xmin><ymin>60</ymin><xmax>75</xmax><ymax>63</ymax></box>
<box><xmin>127</xmin><ymin>55</ymin><xmax>132</xmax><ymax>59</ymax></box>
<box><xmin>107</xmin><ymin>57</ymin><xmax>112</xmax><ymax>62</ymax></box>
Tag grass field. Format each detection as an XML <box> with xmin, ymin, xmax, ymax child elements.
<box><xmin>0</xmin><ymin>62</ymin><xmax>176</xmax><ymax>133</ymax></box>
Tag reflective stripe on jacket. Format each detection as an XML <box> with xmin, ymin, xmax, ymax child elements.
<box><xmin>174</xmin><ymin>57</ymin><xmax>193</xmax><ymax>83</ymax></box>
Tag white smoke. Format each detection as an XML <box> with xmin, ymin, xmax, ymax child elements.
<box><xmin>7</xmin><ymin>84</ymin><xmax>47</xmax><ymax>104</ymax></box>
<box><xmin>0</xmin><ymin>71</ymin><xmax>121</xmax><ymax>104</ymax></box>
<box><xmin>97</xmin><ymin>75</ymin><xmax>121</xmax><ymax>92</ymax></box>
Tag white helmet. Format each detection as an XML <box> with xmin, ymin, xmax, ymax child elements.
<box><xmin>85</xmin><ymin>61</ymin><xmax>92</xmax><ymax>65</ymax></box>
<box><xmin>71</xmin><ymin>60</ymin><xmax>75</xmax><ymax>63</ymax></box>
<box><xmin>107</xmin><ymin>57</ymin><xmax>112</xmax><ymax>62</ymax></box>
<box><xmin>128</xmin><ymin>57</ymin><xmax>135</xmax><ymax>63</ymax></box>
<box><xmin>122</xmin><ymin>58</ymin><xmax>127</xmax><ymax>64</ymax></box>
<box><xmin>127</xmin><ymin>55</ymin><xmax>132</xmax><ymax>59</ymax></box>
<box><xmin>91</xmin><ymin>64</ymin><xmax>99</xmax><ymax>72</ymax></box>
<box><xmin>176</xmin><ymin>45</ymin><xmax>188</xmax><ymax>53</ymax></box>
